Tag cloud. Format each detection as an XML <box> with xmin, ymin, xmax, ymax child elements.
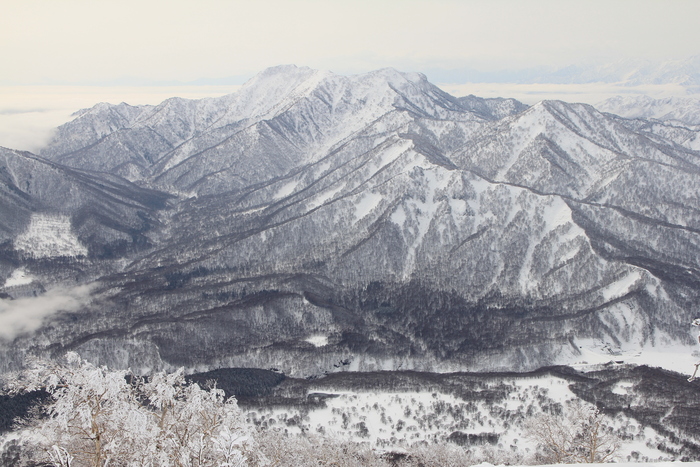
<box><xmin>0</xmin><ymin>284</ymin><xmax>97</xmax><ymax>341</ymax></box>
<box><xmin>0</xmin><ymin>109</ymin><xmax>65</xmax><ymax>152</ymax></box>
<box><xmin>0</xmin><ymin>108</ymin><xmax>50</xmax><ymax>115</ymax></box>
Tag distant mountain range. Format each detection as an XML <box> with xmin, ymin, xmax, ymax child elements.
<box><xmin>430</xmin><ymin>55</ymin><xmax>700</xmax><ymax>88</ymax></box>
<box><xmin>1</xmin><ymin>65</ymin><xmax>699</xmax><ymax>377</ymax></box>
<box><xmin>598</xmin><ymin>95</ymin><xmax>700</xmax><ymax>125</ymax></box>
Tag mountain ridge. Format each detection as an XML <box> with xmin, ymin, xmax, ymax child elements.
<box><xmin>0</xmin><ymin>66</ymin><xmax>698</xmax><ymax>378</ymax></box>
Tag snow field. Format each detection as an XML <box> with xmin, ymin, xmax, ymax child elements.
<box><xmin>14</xmin><ymin>213</ymin><xmax>87</xmax><ymax>258</ymax></box>
<box><xmin>246</xmin><ymin>375</ymin><xmax>677</xmax><ymax>462</ymax></box>
<box><xmin>2</xmin><ymin>268</ymin><xmax>34</xmax><ymax>288</ymax></box>
<box><xmin>304</xmin><ymin>335</ymin><xmax>329</xmax><ymax>347</ymax></box>
<box><xmin>568</xmin><ymin>337</ymin><xmax>698</xmax><ymax>376</ymax></box>
<box><xmin>354</xmin><ymin>192</ymin><xmax>383</xmax><ymax>220</ymax></box>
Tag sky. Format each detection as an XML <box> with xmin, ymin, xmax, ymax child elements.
<box><xmin>1</xmin><ymin>0</ymin><xmax>700</xmax><ymax>150</ymax></box>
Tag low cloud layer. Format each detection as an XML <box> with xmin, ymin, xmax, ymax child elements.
<box><xmin>0</xmin><ymin>109</ymin><xmax>65</xmax><ymax>152</ymax></box>
<box><xmin>0</xmin><ymin>284</ymin><xmax>96</xmax><ymax>341</ymax></box>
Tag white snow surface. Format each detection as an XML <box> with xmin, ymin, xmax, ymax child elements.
<box><xmin>566</xmin><ymin>337</ymin><xmax>698</xmax><ymax>376</ymax></box>
<box><xmin>303</xmin><ymin>335</ymin><xmax>329</xmax><ymax>347</ymax></box>
<box><xmin>14</xmin><ymin>214</ymin><xmax>87</xmax><ymax>258</ymax></box>
<box><xmin>600</xmin><ymin>270</ymin><xmax>645</xmax><ymax>301</ymax></box>
<box><xmin>272</xmin><ymin>180</ymin><xmax>299</xmax><ymax>200</ymax></box>
<box><xmin>354</xmin><ymin>192</ymin><xmax>383</xmax><ymax>220</ymax></box>
<box><xmin>2</xmin><ymin>269</ymin><xmax>34</xmax><ymax>287</ymax></box>
<box><xmin>612</xmin><ymin>381</ymin><xmax>636</xmax><ymax>395</ymax></box>
<box><xmin>306</xmin><ymin>184</ymin><xmax>345</xmax><ymax>211</ymax></box>
<box><xmin>250</xmin><ymin>374</ymin><xmax>680</xmax><ymax>461</ymax></box>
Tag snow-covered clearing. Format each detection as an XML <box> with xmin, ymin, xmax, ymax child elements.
<box><xmin>247</xmin><ymin>374</ymin><xmax>677</xmax><ymax>462</ymax></box>
<box><xmin>2</xmin><ymin>268</ymin><xmax>34</xmax><ymax>287</ymax></box>
<box><xmin>567</xmin><ymin>337</ymin><xmax>698</xmax><ymax>376</ymax></box>
<box><xmin>14</xmin><ymin>213</ymin><xmax>87</xmax><ymax>258</ymax></box>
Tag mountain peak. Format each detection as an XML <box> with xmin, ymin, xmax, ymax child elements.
<box><xmin>241</xmin><ymin>64</ymin><xmax>320</xmax><ymax>89</ymax></box>
<box><xmin>362</xmin><ymin>67</ymin><xmax>427</xmax><ymax>84</ymax></box>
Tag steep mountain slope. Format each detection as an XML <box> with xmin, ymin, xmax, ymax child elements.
<box><xmin>41</xmin><ymin>66</ymin><xmax>494</xmax><ymax>195</ymax></box>
<box><xmin>1</xmin><ymin>66</ymin><xmax>699</xmax><ymax>378</ymax></box>
<box><xmin>457</xmin><ymin>95</ymin><xmax>529</xmax><ymax>121</ymax></box>
<box><xmin>450</xmin><ymin>101</ymin><xmax>700</xmax><ymax>293</ymax></box>
<box><xmin>0</xmin><ymin>147</ymin><xmax>170</xmax><ymax>271</ymax></box>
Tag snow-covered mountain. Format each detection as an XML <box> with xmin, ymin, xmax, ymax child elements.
<box><xmin>597</xmin><ymin>96</ymin><xmax>700</xmax><ymax>125</ymax></box>
<box><xmin>41</xmin><ymin>66</ymin><xmax>489</xmax><ymax>194</ymax></box>
<box><xmin>527</xmin><ymin>55</ymin><xmax>700</xmax><ymax>87</ymax></box>
<box><xmin>434</xmin><ymin>55</ymin><xmax>700</xmax><ymax>90</ymax></box>
<box><xmin>0</xmin><ymin>147</ymin><xmax>170</xmax><ymax>272</ymax></box>
<box><xmin>1</xmin><ymin>66</ymin><xmax>699</xmax><ymax>378</ymax></box>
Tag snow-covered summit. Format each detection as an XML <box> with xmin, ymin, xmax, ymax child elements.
<box><xmin>39</xmin><ymin>66</ymin><xmax>505</xmax><ymax>189</ymax></box>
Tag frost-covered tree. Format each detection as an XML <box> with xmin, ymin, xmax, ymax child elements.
<box><xmin>525</xmin><ymin>400</ymin><xmax>619</xmax><ymax>464</ymax></box>
<box><xmin>256</xmin><ymin>430</ymin><xmax>476</xmax><ymax>467</ymax></box>
<box><xmin>1</xmin><ymin>352</ymin><xmax>264</xmax><ymax>467</ymax></box>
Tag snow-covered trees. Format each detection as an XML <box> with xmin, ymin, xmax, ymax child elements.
<box><xmin>1</xmin><ymin>352</ymin><xmax>263</xmax><ymax>466</ymax></box>
<box><xmin>255</xmin><ymin>430</ymin><xmax>476</xmax><ymax>467</ymax></box>
<box><xmin>688</xmin><ymin>318</ymin><xmax>700</xmax><ymax>382</ymax></box>
<box><xmin>525</xmin><ymin>400</ymin><xmax>619</xmax><ymax>464</ymax></box>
